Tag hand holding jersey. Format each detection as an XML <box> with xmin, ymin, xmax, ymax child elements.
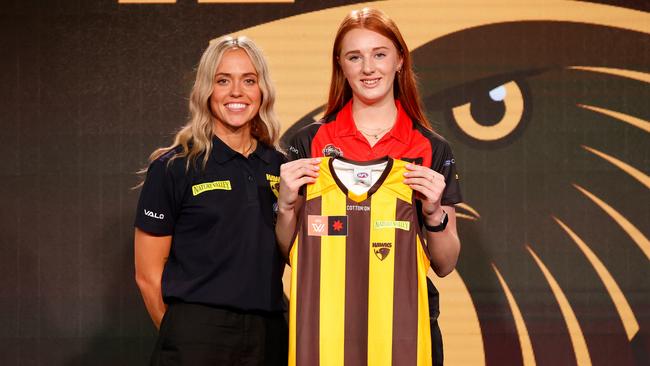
<box><xmin>277</xmin><ymin>155</ymin><xmax>459</xmax><ymax>276</ymax></box>
<box><xmin>276</xmin><ymin>158</ymin><xmax>322</xmax><ymax>256</ymax></box>
<box><xmin>278</xmin><ymin>158</ymin><xmax>321</xmax><ymax>211</ymax></box>
<box><xmin>403</xmin><ymin>163</ymin><xmax>447</xmax><ymax>225</ymax></box>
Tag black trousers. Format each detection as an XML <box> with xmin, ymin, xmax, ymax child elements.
<box><xmin>151</xmin><ymin>302</ymin><xmax>288</xmax><ymax>366</ymax></box>
<box><xmin>431</xmin><ymin>318</ymin><xmax>444</xmax><ymax>366</ymax></box>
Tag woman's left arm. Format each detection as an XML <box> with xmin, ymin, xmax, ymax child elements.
<box><xmin>403</xmin><ymin>164</ymin><xmax>461</xmax><ymax>277</ymax></box>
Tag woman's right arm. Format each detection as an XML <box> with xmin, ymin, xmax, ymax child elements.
<box><xmin>275</xmin><ymin>158</ymin><xmax>321</xmax><ymax>257</ymax></box>
<box><xmin>134</xmin><ymin>228</ymin><xmax>171</xmax><ymax>330</ymax></box>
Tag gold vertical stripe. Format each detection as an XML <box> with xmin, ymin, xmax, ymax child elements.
<box><xmin>553</xmin><ymin>217</ymin><xmax>639</xmax><ymax>340</ymax></box>
<box><xmin>491</xmin><ymin>263</ymin><xmax>536</xmax><ymax>366</ymax></box>
<box><xmin>569</xmin><ymin>66</ymin><xmax>650</xmax><ymax>84</ymax></box>
<box><xmin>288</xmin><ymin>238</ymin><xmax>299</xmax><ymax>366</ymax></box>
<box><xmin>319</xmin><ymin>189</ymin><xmax>346</xmax><ymax>366</ymax></box>
<box><xmin>581</xmin><ymin>145</ymin><xmax>650</xmax><ymax>189</ymax></box>
<box><xmin>526</xmin><ymin>245</ymin><xmax>592</xmax><ymax>366</ymax></box>
<box><xmin>367</xmin><ymin>190</ymin><xmax>397</xmax><ymax>366</ymax></box>
<box><xmin>416</xmin><ymin>236</ymin><xmax>433</xmax><ymax>365</ymax></box>
<box><xmin>578</xmin><ymin>104</ymin><xmax>650</xmax><ymax>133</ymax></box>
<box><xmin>573</xmin><ymin>184</ymin><xmax>650</xmax><ymax>260</ymax></box>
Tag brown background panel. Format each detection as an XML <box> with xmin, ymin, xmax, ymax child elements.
<box><xmin>0</xmin><ymin>2</ymin><xmax>369</xmax><ymax>365</ymax></box>
<box><xmin>0</xmin><ymin>1</ymin><xmax>648</xmax><ymax>365</ymax></box>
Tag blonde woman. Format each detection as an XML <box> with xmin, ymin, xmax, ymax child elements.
<box><xmin>134</xmin><ymin>36</ymin><xmax>287</xmax><ymax>365</ymax></box>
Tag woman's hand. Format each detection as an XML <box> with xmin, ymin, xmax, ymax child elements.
<box><xmin>403</xmin><ymin>163</ymin><xmax>446</xmax><ymax>224</ymax></box>
<box><xmin>278</xmin><ymin>158</ymin><xmax>321</xmax><ymax>213</ymax></box>
<box><xmin>275</xmin><ymin>158</ymin><xmax>321</xmax><ymax>257</ymax></box>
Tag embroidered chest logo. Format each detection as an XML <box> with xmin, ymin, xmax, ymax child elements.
<box><xmin>192</xmin><ymin>180</ymin><xmax>232</xmax><ymax>196</ymax></box>
<box><xmin>322</xmin><ymin>144</ymin><xmax>343</xmax><ymax>158</ymax></box>
<box><xmin>373</xmin><ymin>242</ymin><xmax>393</xmax><ymax>261</ymax></box>
<box><xmin>307</xmin><ymin>215</ymin><xmax>348</xmax><ymax>236</ymax></box>
<box><xmin>266</xmin><ymin>174</ymin><xmax>280</xmax><ymax>198</ymax></box>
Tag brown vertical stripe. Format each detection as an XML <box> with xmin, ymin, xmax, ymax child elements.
<box><xmin>296</xmin><ymin>196</ymin><xmax>322</xmax><ymax>366</ymax></box>
<box><xmin>392</xmin><ymin>198</ymin><xmax>419</xmax><ymax>365</ymax></box>
<box><xmin>344</xmin><ymin>197</ymin><xmax>371</xmax><ymax>366</ymax></box>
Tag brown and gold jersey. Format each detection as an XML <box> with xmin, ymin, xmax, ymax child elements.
<box><xmin>289</xmin><ymin>157</ymin><xmax>432</xmax><ymax>366</ymax></box>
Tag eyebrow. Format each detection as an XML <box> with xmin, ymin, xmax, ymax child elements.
<box><xmin>343</xmin><ymin>46</ymin><xmax>389</xmax><ymax>57</ymax></box>
<box><xmin>215</xmin><ymin>72</ymin><xmax>258</xmax><ymax>78</ymax></box>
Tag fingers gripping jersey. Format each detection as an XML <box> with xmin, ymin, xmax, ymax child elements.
<box><xmin>288</xmin><ymin>157</ymin><xmax>432</xmax><ymax>366</ymax></box>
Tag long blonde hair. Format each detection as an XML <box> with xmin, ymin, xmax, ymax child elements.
<box><xmin>147</xmin><ymin>35</ymin><xmax>280</xmax><ymax>172</ymax></box>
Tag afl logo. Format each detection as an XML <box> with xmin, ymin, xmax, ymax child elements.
<box><xmin>322</xmin><ymin>144</ymin><xmax>343</xmax><ymax>158</ymax></box>
<box><xmin>356</xmin><ymin>172</ymin><xmax>369</xmax><ymax>179</ymax></box>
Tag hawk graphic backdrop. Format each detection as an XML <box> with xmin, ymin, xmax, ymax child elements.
<box><xmin>1</xmin><ymin>0</ymin><xmax>647</xmax><ymax>365</ymax></box>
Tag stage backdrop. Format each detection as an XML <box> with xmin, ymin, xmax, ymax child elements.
<box><xmin>1</xmin><ymin>0</ymin><xmax>648</xmax><ymax>365</ymax></box>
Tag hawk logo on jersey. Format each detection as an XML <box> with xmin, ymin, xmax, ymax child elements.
<box><xmin>322</xmin><ymin>144</ymin><xmax>343</xmax><ymax>158</ymax></box>
<box><xmin>372</xmin><ymin>242</ymin><xmax>392</xmax><ymax>261</ymax></box>
<box><xmin>307</xmin><ymin>215</ymin><xmax>348</xmax><ymax>236</ymax></box>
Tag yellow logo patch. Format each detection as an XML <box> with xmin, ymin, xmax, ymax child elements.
<box><xmin>192</xmin><ymin>180</ymin><xmax>231</xmax><ymax>196</ymax></box>
<box><xmin>266</xmin><ymin>174</ymin><xmax>280</xmax><ymax>198</ymax></box>
<box><xmin>374</xmin><ymin>220</ymin><xmax>411</xmax><ymax>231</ymax></box>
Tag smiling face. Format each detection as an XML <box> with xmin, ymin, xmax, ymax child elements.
<box><xmin>339</xmin><ymin>28</ymin><xmax>403</xmax><ymax>107</ymax></box>
<box><xmin>210</xmin><ymin>48</ymin><xmax>262</xmax><ymax>134</ymax></box>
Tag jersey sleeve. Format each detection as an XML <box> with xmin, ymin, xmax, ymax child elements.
<box><xmin>281</xmin><ymin>122</ymin><xmax>320</xmax><ymax>161</ymax></box>
<box><xmin>134</xmin><ymin>159</ymin><xmax>181</xmax><ymax>235</ymax></box>
<box><xmin>430</xmin><ymin>141</ymin><xmax>463</xmax><ymax>206</ymax></box>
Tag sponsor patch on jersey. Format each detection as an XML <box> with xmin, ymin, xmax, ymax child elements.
<box><xmin>144</xmin><ymin>209</ymin><xmax>164</xmax><ymax>220</ymax></box>
<box><xmin>374</xmin><ymin>220</ymin><xmax>411</xmax><ymax>231</ymax></box>
<box><xmin>266</xmin><ymin>174</ymin><xmax>280</xmax><ymax>198</ymax></box>
<box><xmin>322</xmin><ymin>144</ymin><xmax>343</xmax><ymax>158</ymax></box>
<box><xmin>372</xmin><ymin>242</ymin><xmax>392</xmax><ymax>261</ymax></box>
<box><xmin>192</xmin><ymin>180</ymin><xmax>232</xmax><ymax>196</ymax></box>
<box><xmin>347</xmin><ymin>204</ymin><xmax>370</xmax><ymax>212</ymax></box>
<box><xmin>308</xmin><ymin>215</ymin><xmax>348</xmax><ymax>236</ymax></box>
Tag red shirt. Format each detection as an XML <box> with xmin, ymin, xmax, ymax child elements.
<box><xmin>285</xmin><ymin>99</ymin><xmax>462</xmax><ymax>205</ymax></box>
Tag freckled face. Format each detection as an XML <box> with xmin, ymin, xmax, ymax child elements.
<box><xmin>210</xmin><ymin>48</ymin><xmax>262</xmax><ymax>131</ymax></box>
<box><xmin>339</xmin><ymin>28</ymin><xmax>403</xmax><ymax>106</ymax></box>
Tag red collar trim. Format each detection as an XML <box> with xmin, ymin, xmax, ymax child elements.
<box><xmin>334</xmin><ymin>99</ymin><xmax>412</xmax><ymax>144</ymax></box>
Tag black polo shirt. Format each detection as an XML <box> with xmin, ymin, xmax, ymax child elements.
<box><xmin>135</xmin><ymin>136</ymin><xmax>286</xmax><ymax>313</ymax></box>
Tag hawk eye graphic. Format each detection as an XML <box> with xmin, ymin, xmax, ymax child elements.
<box><xmin>447</xmin><ymin>80</ymin><xmax>530</xmax><ymax>145</ymax></box>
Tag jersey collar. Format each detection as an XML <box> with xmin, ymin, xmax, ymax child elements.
<box><xmin>334</xmin><ymin>99</ymin><xmax>413</xmax><ymax>145</ymax></box>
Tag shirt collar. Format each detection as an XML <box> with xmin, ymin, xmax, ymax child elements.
<box><xmin>388</xmin><ymin>100</ymin><xmax>412</xmax><ymax>145</ymax></box>
<box><xmin>334</xmin><ymin>99</ymin><xmax>413</xmax><ymax>144</ymax></box>
<box><xmin>210</xmin><ymin>135</ymin><xmax>272</xmax><ymax>164</ymax></box>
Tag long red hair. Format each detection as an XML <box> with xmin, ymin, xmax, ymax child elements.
<box><xmin>324</xmin><ymin>7</ymin><xmax>431</xmax><ymax>129</ymax></box>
